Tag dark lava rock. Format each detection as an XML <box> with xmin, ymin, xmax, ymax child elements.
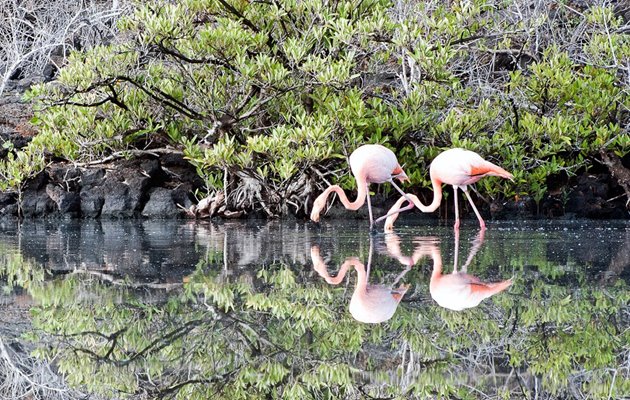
<box><xmin>0</xmin><ymin>153</ymin><xmax>203</xmax><ymax>219</ymax></box>
<box><xmin>46</xmin><ymin>184</ymin><xmax>80</xmax><ymax>216</ymax></box>
<box><xmin>100</xmin><ymin>172</ymin><xmax>150</xmax><ymax>218</ymax></box>
<box><xmin>80</xmin><ymin>168</ymin><xmax>107</xmax><ymax>189</ymax></box>
<box><xmin>142</xmin><ymin>187</ymin><xmax>183</xmax><ymax>218</ymax></box>
<box><xmin>80</xmin><ymin>186</ymin><xmax>105</xmax><ymax>218</ymax></box>
<box><xmin>564</xmin><ymin>172</ymin><xmax>627</xmax><ymax>219</ymax></box>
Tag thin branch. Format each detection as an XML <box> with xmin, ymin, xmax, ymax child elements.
<box><xmin>71</xmin><ymin>148</ymin><xmax>183</xmax><ymax>167</ymax></box>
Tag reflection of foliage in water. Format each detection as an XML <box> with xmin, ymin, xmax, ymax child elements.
<box><xmin>0</xmin><ymin>244</ymin><xmax>87</xmax><ymax>400</ymax></box>
<box><xmin>0</xmin><ymin>243</ymin><xmax>46</xmax><ymax>290</ymax></box>
<box><xmin>1</xmin><ymin>222</ymin><xmax>628</xmax><ymax>399</ymax></box>
<box><xmin>28</xmin><ymin>263</ymin><xmax>366</xmax><ymax>399</ymax></box>
<box><xmin>19</xmin><ymin>249</ymin><xmax>630</xmax><ymax>400</ymax></box>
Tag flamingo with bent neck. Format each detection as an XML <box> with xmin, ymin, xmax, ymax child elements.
<box><xmin>379</xmin><ymin>148</ymin><xmax>513</xmax><ymax>232</ymax></box>
<box><xmin>310</xmin><ymin>144</ymin><xmax>413</xmax><ymax>229</ymax></box>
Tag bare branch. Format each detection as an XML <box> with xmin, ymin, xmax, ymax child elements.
<box><xmin>0</xmin><ymin>0</ymin><xmax>133</xmax><ymax>96</ymax></box>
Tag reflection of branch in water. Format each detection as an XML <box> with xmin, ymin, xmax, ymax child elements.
<box><xmin>0</xmin><ymin>336</ymin><xmax>85</xmax><ymax>399</ymax></box>
<box><xmin>151</xmin><ymin>372</ymin><xmax>238</xmax><ymax>399</ymax></box>
<box><xmin>47</xmin><ymin>304</ymin><xmax>260</xmax><ymax>399</ymax></box>
<box><xmin>67</xmin><ymin>319</ymin><xmax>203</xmax><ymax>367</ymax></box>
<box><xmin>190</xmin><ymin>220</ymin><xmax>329</xmax><ymax>271</ymax></box>
<box><xmin>71</xmin><ymin>269</ymin><xmax>184</xmax><ymax>290</ymax></box>
<box><xmin>396</xmin><ymin>339</ymin><xmax>448</xmax><ymax>386</ymax></box>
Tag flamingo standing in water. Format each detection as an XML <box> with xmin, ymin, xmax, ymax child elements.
<box><xmin>380</xmin><ymin>148</ymin><xmax>513</xmax><ymax>231</ymax></box>
<box><xmin>310</xmin><ymin>144</ymin><xmax>413</xmax><ymax>229</ymax></box>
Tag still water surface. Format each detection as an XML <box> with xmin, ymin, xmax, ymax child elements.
<box><xmin>0</xmin><ymin>219</ymin><xmax>628</xmax><ymax>399</ymax></box>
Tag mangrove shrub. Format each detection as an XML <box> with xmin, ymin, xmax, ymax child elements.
<box><xmin>1</xmin><ymin>0</ymin><xmax>628</xmax><ymax>216</ymax></box>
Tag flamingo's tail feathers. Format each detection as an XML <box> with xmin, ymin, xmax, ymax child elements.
<box><xmin>391</xmin><ymin>284</ymin><xmax>410</xmax><ymax>301</ymax></box>
<box><xmin>471</xmin><ymin>162</ymin><xmax>513</xmax><ymax>181</ymax></box>
<box><xmin>470</xmin><ymin>279</ymin><xmax>513</xmax><ymax>296</ymax></box>
<box><xmin>489</xmin><ymin>279</ymin><xmax>513</xmax><ymax>291</ymax></box>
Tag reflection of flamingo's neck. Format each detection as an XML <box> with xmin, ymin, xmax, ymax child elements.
<box><xmin>325</xmin><ymin>261</ymin><xmax>354</xmax><ymax>285</ymax></box>
<box><xmin>312</xmin><ymin>247</ymin><xmax>354</xmax><ymax>285</ymax></box>
<box><xmin>353</xmin><ymin>262</ymin><xmax>368</xmax><ymax>293</ymax></box>
<box><xmin>326</xmin><ymin>267</ymin><xmax>348</xmax><ymax>284</ymax></box>
<box><xmin>317</xmin><ymin>258</ymin><xmax>364</xmax><ymax>286</ymax></box>
<box><xmin>385</xmin><ymin>236</ymin><xmax>411</xmax><ymax>267</ymax></box>
<box><xmin>430</xmin><ymin>248</ymin><xmax>444</xmax><ymax>280</ymax></box>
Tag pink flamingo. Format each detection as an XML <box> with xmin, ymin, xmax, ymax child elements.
<box><xmin>380</xmin><ymin>148</ymin><xmax>513</xmax><ymax>231</ymax></box>
<box><xmin>310</xmin><ymin>144</ymin><xmax>413</xmax><ymax>229</ymax></box>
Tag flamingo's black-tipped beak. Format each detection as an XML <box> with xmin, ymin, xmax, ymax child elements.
<box><xmin>392</xmin><ymin>165</ymin><xmax>409</xmax><ymax>183</ymax></box>
<box><xmin>396</xmin><ymin>172</ymin><xmax>410</xmax><ymax>183</ymax></box>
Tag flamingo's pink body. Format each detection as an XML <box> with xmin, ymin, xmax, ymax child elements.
<box><xmin>310</xmin><ymin>144</ymin><xmax>409</xmax><ymax>228</ymax></box>
<box><xmin>383</xmin><ymin>148</ymin><xmax>513</xmax><ymax>232</ymax></box>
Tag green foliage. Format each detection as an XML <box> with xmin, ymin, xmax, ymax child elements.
<box><xmin>1</xmin><ymin>0</ymin><xmax>628</xmax><ymax>215</ymax></box>
<box><xmin>0</xmin><ymin>243</ymin><xmax>46</xmax><ymax>288</ymax></box>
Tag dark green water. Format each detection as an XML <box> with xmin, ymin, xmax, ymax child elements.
<box><xmin>0</xmin><ymin>219</ymin><xmax>628</xmax><ymax>399</ymax></box>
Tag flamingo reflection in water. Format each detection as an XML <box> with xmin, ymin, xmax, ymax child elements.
<box><xmin>311</xmin><ymin>237</ymin><xmax>428</xmax><ymax>324</ymax></box>
<box><xmin>428</xmin><ymin>229</ymin><xmax>513</xmax><ymax>311</ymax></box>
<box><xmin>311</xmin><ymin>230</ymin><xmax>512</xmax><ymax>322</ymax></box>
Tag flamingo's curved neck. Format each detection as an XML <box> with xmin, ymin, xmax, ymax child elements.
<box><xmin>324</xmin><ymin>179</ymin><xmax>368</xmax><ymax>211</ymax></box>
<box><xmin>405</xmin><ymin>175</ymin><xmax>443</xmax><ymax>212</ymax></box>
<box><xmin>420</xmin><ymin>175</ymin><xmax>443</xmax><ymax>212</ymax></box>
<box><xmin>382</xmin><ymin>176</ymin><xmax>443</xmax><ymax>232</ymax></box>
